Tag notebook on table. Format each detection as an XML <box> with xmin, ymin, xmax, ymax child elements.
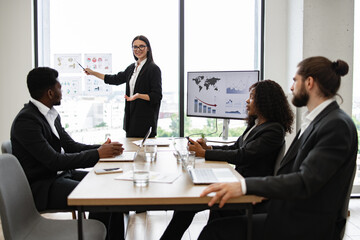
<box><xmin>188</xmin><ymin>168</ymin><xmax>239</xmax><ymax>185</ymax></box>
<box><xmin>99</xmin><ymin>152</ymin><xmax>137</xmax><ymax>162</ymax></box>
<box><xmin>99</xmin><ymin>127</ymin><xmax>152</xmax><ymax>162</ymax></box>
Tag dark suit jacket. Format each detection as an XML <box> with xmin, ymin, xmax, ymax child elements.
<box><xmin>205</xmin><ymin>122</ymin><xmax>285</xmax><ymax>178</ymax></box>
<box><xmin>246</xmin><ymin>102</ymin><xmax>358</xmax><ymax>240</ymax></box>
<box><xmin>104</xmin><ymin>60</ymin><xmax>162</xmax><ymax>137</ymax></box>
<box><xmin>11</xmin><ymin>102</ymin><xmax>100</xmax><ymax>211</ymax></box>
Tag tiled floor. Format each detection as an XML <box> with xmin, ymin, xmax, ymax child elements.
<box><xmin>344</xmin><ymin>198</ymin><xmax>360</xmax><ymax>240</ymax></box>
<box><xmin>125</xmin><ymin>210</ymin><xmax>208</xmax><ymax>240</ymax></box>
<box><xmin>1</xmin><ymin>198</ymin><xmax>360</xmax><ymax>239</ymax></box>
<box><xmin>125</xmin><ymin>199</ymin><xmax>360</xmax><ymax>240</ymax></box>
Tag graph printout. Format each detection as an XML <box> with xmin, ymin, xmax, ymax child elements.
<box><xmin>54</xmin><ymin>54</ymin><xmax>82</xmax><ymax>73</ymax></box>
<box><xmin>84</xmin><ymin>75</ymin><xmax>112</xmax><ymax>95</ymax></box>
<box><xmin>59</xmin><ymin>76</ymin><xmax>82</xmax><ymax>97</ymax></box>
<box><xmin>84</xmin><ymin>53</ymin><xmax>112</xmax><ymax>73</ymax></box>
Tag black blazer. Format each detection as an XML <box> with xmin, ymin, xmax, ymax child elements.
<box><xmin>246</xmin><ymin>102</ymin><xmax>358</xmax><ymax>240</ymax></box>
<box><xmin>11</xmin><ymin>102</ymin><xmax>100</xmax><ymax>211</ymax></box>
<box><xmin>104</xmin><ymin>60</ymin><xmax>162</xmax><ymax>137</ymax></box>
<box><xmin>205</xmin><ymin>122</ymin><xmax>285</xmax><ymax>178</ymax></box>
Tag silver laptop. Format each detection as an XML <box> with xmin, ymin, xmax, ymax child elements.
<box><xmin>99</xmin><ymin>127</ymin><xmax>152</xmax><ymax>162</ymax></box>
<box><xmin>188</xmin><ymin>168</ymin><xmax>239</xmax><ymax>185</ymax></box>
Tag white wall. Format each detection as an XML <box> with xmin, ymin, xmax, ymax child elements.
<box><xmin>263</xmin><ymin>0</ymin><xmax>290</xmax><ymax>89</ymax></box>
<box><xmin>264</xmin><ymin>0</ymin><xmax>354</xmax><ymax>138</ymax></box>
<box><xmin>303</xmin><ymin>0</ymin><xmax>354</xmax><ymax>116</ymax></box>
<box><xmin>0</xmin><ymin>0</ymin><xmax>33</xmax><ymax>144</ymax></box>
<box><xmin>0</xmin><ymin>0</ymin><xmax>355</xmax><ymax>145</ymax></box>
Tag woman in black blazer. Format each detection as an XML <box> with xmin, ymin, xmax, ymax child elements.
<box><xmin>85</xmin><ymin>35</ymin><xmax>162</xmax><ymax>137</ymax></box>
<box><xmin>160</xmin><ymin>80</ymin><xmax>294</xmax><ymax>240</ymax></box>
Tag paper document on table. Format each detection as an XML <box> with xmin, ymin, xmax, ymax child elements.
<box><xmin>99</xmin><ymin>152</ymin><xmax>136</xmax><ymax>162</ymax></box>
<box><xmin>115</xmin><ymin>171</ymin><xmax>181</xmax><ymax>183</ymax></box>
<box><xmin>132</xmin><ymin>138</ymin><xmax>171</xmax><ymax>146</ymax></box>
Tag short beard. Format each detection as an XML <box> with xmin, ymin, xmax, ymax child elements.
<box><xmin>292</xmin><ymin>90</ymin><xmax>309</xmax><ymax>107</ymax></box>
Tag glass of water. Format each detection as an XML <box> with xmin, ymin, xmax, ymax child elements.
<box><xmin>145</xmin><ymin>144</ymin><xmax>157</xmax><ymax>162</ymax></box>
<box><xmin>186</xmin><ymin>151</ymin><xmax>196</xmax><ymax>169</ymax></box>
<box><xmin>133</xmin><ymin>161</ymin><xmax>150</xmax><ymax>187</ymax></box>
<box><xmin>173</xmin><ymin>138</ymin><xmax>189</xmax><ymax>163</ymax></box>
<box><xmin>179</xmin><ymin>150</ymin><xmax>189</xmax><ymax>169</ymax></box>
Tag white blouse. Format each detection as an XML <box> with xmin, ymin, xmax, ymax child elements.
<box><xmin>129</xmin><ymin>58</ymin><xmax>147</xmax><ymax>96</ymax></box>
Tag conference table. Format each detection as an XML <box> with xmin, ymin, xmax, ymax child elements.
<box><xmin>68</xmin><ymin>137</ymin><xmax>263</xmax><ymax>240</ymax></box>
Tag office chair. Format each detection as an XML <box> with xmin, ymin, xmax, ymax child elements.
<box><xmin>1</xmin><ymin>140</ymin><xmax>12</xmax><ymax>154</ymax></box>
<box><xmin>339</xmin><ymin>164</ymin><xmax>357</xmax><ymax>238</ymax></box>
<box><xmin>1</xmin><ymin>140</ymin><xmax>83</xmax><ymax>220</ymax></box>
<box><xmin>273</xmin><ymin>143</ymin><xmax>286</xmax><ymax>175</ymax></box>
<box><xmin>0</xmin><ymin>153</ymin><xmax>106</xmax><ymax>240</ymax></box>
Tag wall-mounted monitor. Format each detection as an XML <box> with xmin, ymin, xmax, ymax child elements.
<box><xmin>187</xmin><ymin>70</ymin><xmax>259</xmax><ymax>120</ymax></box>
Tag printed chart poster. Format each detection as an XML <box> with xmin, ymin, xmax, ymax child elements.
<box><xmin>59</xmin><ymin>76</ymin><xmax>82</xmax><ymax>97</ymax></box>
<box><xmin>84</xmin><ymin>75</ymin><xmax>112</xmax><ymax>96</ymax></box>
<box><xmin>84</xmin><ymin>53</ymin><xmax>112</xmax><ymax>73</ymax></box>
<box><xmin>54</xmin><ymin>54</ymin><xmax>82</xmax><ymax>73</ymax></box>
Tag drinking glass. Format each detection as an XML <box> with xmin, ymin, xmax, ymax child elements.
<box><xmin>133</xmin><ymin>161</ymin><xmax>150</xmax><ymax>187</ymax></box>
<box><xmin>173</xmin><ymin>138</ymin><xmax>189</xmax><ymax>163</ymax></box>
<box><xmin>145</xmin><ymin>144</ymin><xmax>157</xmax><ymax>162</ymax></box>
<box><xmin>186</xmin><ymin>151</ymin><xmax>196</xmax><ymax>169</ymax></box>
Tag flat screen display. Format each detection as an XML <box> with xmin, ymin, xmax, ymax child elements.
<box><xmin>187</xmin><ymin>70</ymin><xmax>259</xmax><ymax>119</ymax></box>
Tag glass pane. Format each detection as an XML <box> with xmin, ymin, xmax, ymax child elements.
<box><xmin>352</xmin><ymin>1</ymin><xmax>360</xmax><ymax>194</ymax></box>
<box><xmin>39</xmin><ymin>0</ymin><xmax>179</xmax><ymax>143</ymax></box>
<box><xmin>184</xmin><ymin>0</ymin><xmax>260</xmax><ymax>139</ymax></box>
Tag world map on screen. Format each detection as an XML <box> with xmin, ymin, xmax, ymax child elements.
<box><xmin>192</xmin><ymin>76</ymin><xmax>220</xmax><ymax>92</ymax></box>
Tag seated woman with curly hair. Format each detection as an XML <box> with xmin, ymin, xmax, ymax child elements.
<box><xmin>160</xmin><ymin>79</ymin><xmax>294</xmax><ymax>240</ymax></box>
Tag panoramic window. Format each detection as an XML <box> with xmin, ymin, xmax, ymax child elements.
<box><xmin>352</xmin><ymin>1</ymin><xmax>360</xmax><ymax>194</ymax></box>
<box><xmin>36</xmin><ymin>0</ymin><xmax>261</xmax><ymax>142</ymax></box>
<box><xmin>37</xmin><ymin>0</ymin><xmax>179</xmax><ymax>143</ymax></box>
<box><xmin>184</xmin><ymin>0</ymin><xmax>261</xmax><ymax>139</ymax></box>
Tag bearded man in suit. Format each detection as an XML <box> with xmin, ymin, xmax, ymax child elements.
<box><xmin>198</xmin><ymin>56</ymin><xmax>358</xmax><ymax>240</ymax></box>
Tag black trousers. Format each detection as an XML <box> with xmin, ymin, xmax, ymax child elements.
<box><xmin>47</xmin><ymin>170</ymin><xmax>125</xmax><ymax>240</ymax></box>
<box><xmin>198</xmin><ymin>213</ymin><xmax>267</xmax><ymax>240</ymax></box>
<box><xmin>160</xmin><ymin>201</ymin><xmax>268</xmax><ymax>240</ymax></box>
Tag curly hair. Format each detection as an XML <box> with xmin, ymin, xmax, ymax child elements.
<box><xmin>249</xmin><ymin>79</ymin><xmax>294</xmax><ymax>134</ymax></box>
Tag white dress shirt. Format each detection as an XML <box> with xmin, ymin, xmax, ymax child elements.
<box><xmin>242</xmin><ymin>119</ymin><xmax>260</xmax><ymax>140</ymax></box>
<box><xmin>299</xmin><ymin>98</ymin><xmax>336</xmax><ymax>137</ymax></box>
<box><xmin>129</xmin><ymin>58</ymin><xmax>147</xmax><ymax>97</ymax></box>
<box><xmin>30</xmin><ymin>98</ymin><xmax>60</xmax><ymax>139</ymax></box>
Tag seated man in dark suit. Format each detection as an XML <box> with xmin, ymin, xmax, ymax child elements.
<box><xmin>198</xmin><ymin>56</ymin><xmax>358</xmax><ymax>240</ymax></box>
<box><xmin>11</xmin><ymin>67</ymin><xmax>125</xmax><ymax>240</ymax></box>
<box><xmin>160</xmin><ymin>80</ymin><xmax>294</xmax><ymax>240</ymax></box>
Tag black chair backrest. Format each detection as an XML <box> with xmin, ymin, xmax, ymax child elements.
<box><xmin>339</xmin><ymin>164</ymin><xmax>357</xmax><ymax>238</ymax></box>
<box><xmin>273</xmin><ymin>143</ymin><xmax>285</xmax><ymax>175</ymax></box>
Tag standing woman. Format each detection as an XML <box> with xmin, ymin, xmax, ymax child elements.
<box><xmin>85</xmin><ymin>35</ymin><xmax>162</xmax><ymax>137</ymax></box>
